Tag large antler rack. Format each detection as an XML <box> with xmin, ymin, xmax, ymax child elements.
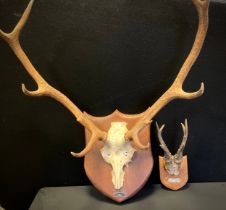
<box><xmin>0</xmin><ymin>0</ymin><xmax>209</xmax><ymax>156</ymax></box>
<box><xmin>0</xmin><ymin>0</ymin><xmax>107</xmax><ymax>157</ymax></box>
<box><xmin>125</xmin><ymin>0</ymin><xmax>209</xmax><ymax>148</ymax></box>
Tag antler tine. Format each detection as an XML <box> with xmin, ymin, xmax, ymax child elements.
<box><xmin>156</xmin><ymin>122</ymin><xmax>172</xmax><ymax>157</ymax></box>
<box><xmin>126</xmin><ymin>0</ymin><xmax>209</xmax><ymax>148</ymax></box>
<box><xmin>71</xmin><ymin>132</ymin><xmax>102</xmax><ymax>157</ymax></box>
<box><xmin>0</xmin><ymin>0</ymin><xmax>34</xmax><ymax>41</ymax></box>
<box><xmin>0</xmin><ymin>0</ymin><xmax>107</xmax><ymax>157</ymax></box>
<box><xmin>176</xmin><ymin>119</ymin><xmax>188</xmax><ymax>159</ymax></box>
<box><xmin>0</xmin><ymin>0</ymin><xmax>52</xmax><ymax>95</ymax></box>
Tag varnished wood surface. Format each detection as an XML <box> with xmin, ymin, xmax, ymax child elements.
<box><xmin>159</xmin><ymin>156</ymin><xmax>188</xmax><ymax>190</ymax></box>
<box><xmin>84</xmin><ymin>110</ymin><xmax>153</xmax><ymax>202</ymax></box>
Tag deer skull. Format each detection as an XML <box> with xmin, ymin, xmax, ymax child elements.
<box><xmin>100</xmin><ymin>122</ymin><xmax>136</xmax><ymax>190</ymax></box>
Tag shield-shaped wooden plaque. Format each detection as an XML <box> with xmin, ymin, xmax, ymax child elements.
<box><xmin>84</xmin><ymin>110</ymin><xmax>153</xmax><ymax>202</ymax></box>
<box><xmin>159</xmin><ymin>156</ymin><xmax>188</xmax><ymax>190</ymax></box>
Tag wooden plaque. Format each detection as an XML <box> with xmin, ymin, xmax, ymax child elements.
<box><xmin>84</xmin><ymin>110</ymin><xmax>153</xmax><ymax>202</ymax></box>
<box><xmin>159</xmin><ymin>156</ymin><xmax>188</xmax><ymax>190</ymax></box>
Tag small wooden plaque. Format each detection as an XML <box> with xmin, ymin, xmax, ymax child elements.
<box><xmin>159</xmin><ymin>156</ymin><xmax>188</xmax><ymax>190</ymax></box>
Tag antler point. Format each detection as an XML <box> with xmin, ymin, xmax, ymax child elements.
<box><xmin>21</xmin><ymin>83</ymin><xmax>29</xmax><ymax>94</ymax></box>
<box><xmin>201</xmin><ymin>82</ymin><xmax>205</xmax><ymax>91</ymax></box>
<box><xmin>160</xmin><ymin>124</ymin><xmax>165</xmax><ymax>131</ymax></box>
<box><xmin>71</xmin><ymin>151</ymin><xmax>82</xmax><ymax>158</ymax></box>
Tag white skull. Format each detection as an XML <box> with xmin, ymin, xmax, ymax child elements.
<box><xmin>100</xmin><ymin>122</ymin><xmax>136</xmax><ymax>190</ymax></box>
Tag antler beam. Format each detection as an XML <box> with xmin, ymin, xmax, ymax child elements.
<box><xmin>126</xmin><ymin>0</ymin><xmax>209</xmax><ymax>147</ymax></box>
<box><xmin>0</xmin><ymin>0</ymin><xmax>107</xmax><ymax>157</ymax></box>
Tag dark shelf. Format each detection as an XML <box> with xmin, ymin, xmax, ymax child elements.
<box><xmin>29</xmin><ymin>182</ymin><xmax>226</xmax><ymax>210</ymax></box>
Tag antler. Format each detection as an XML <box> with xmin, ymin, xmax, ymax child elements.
<box><xmin>126</xmin><ymin>0</ymin><xmax>209</xmax><ymax>148</ymax></box>
<box><xmin>156</xmin><ymin>119</ymin><xmax>188</xmax><ymax>160</ymax></box>
<box><xmin>0</xmin><ymin>0</ymin><xmax>209</xmax><ymax>154</ymax></box>
<box><xmin>175</xmin><ymin>119</ymin><xmax>188</xmax><ymax>160</ymax></box>
<box><xmin>0</xmin><ymin>0</ymin><xmax>107</xmax><ymax>157</ymax></box>
<box><xmin>156</xmin><ymin>123</ymin><xmax>172</xmax><ymax>160</ymax></box>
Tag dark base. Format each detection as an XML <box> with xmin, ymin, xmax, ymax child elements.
<box><xmin>29</xmin><ymin>182</ymin><xmax>226</xmax><ymax>210</ymax></box>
